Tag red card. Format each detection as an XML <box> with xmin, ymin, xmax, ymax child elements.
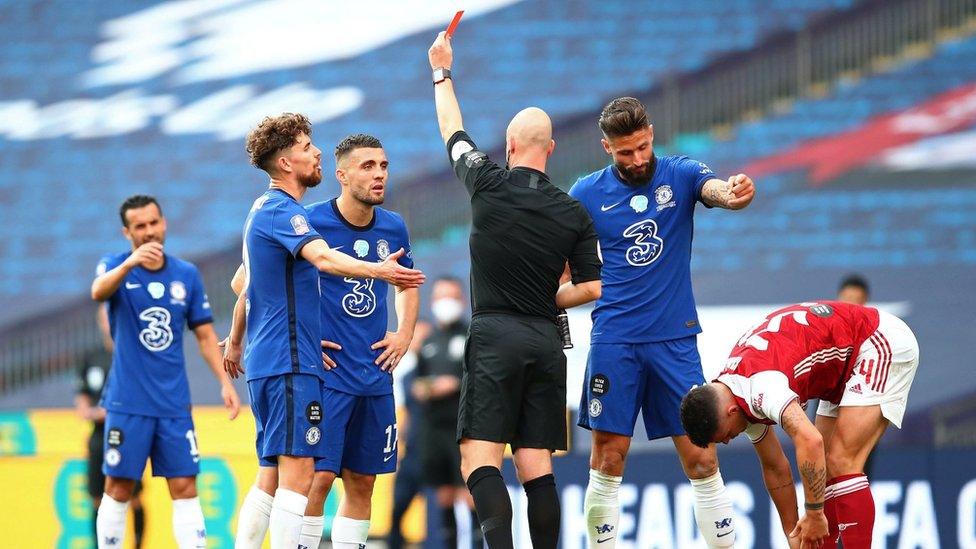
<box><xmin>446</xmin><ymin>10</ymin><xmax>464</xmax><ymax>38</ymax></box>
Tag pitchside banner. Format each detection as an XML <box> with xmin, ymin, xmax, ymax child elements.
<box><xmin>497</xmin><ymin>451</ymin><xmax>976</xmax><ymax>549</ymax></box>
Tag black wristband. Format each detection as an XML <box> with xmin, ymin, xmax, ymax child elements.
<box><xmin>804</xmin><ymin>501</ymin><xmax>825</xmax><ymax>511</ymax></box>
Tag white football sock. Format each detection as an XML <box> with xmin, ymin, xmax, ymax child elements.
<box><xmin>235</xmin><ymin>485</ymin><xmax>274</xmax><ymax>549</ymax></box>
<box><xmin>330</xmin><ymin>515</ymin><xmax>370</xmax><ymax>548</ymax></box>
<box><xmin>269</xmin><ymin>488</ymin><xmax>308</xmax><ymax>549</ymax></box>
<box><xmin>691</xmin><ymin>471</ymin><xmax>736</xmax><ymax>548</ymax></box>
<box><xmin>172</xmin><ymin>497</ymin><xmax>207</xmax><ymax>549</ymax></box>
<box><xmin>298</xmin><ymin>514</ymin><xmax>324</xmax><ymax>549</ymax></box>
<box><xmin>584</xmin><ymin>469</ymin><xmax>622</xmax><ymax>548</ymax></box>
<box><xmin>96</xmin><ymin>494</ymin><xmax>129</xmax><ymax>549</ymax></box>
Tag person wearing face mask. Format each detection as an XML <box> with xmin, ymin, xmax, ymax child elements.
<box><xmin>412</xmin><ymin>276</ymin><xmax>482</xmax><ymax>549</ymax></box>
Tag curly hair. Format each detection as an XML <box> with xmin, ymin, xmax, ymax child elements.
<box><xmin>245</xmin><ymin>113</ymin><xmax>312</xmax><ymax>173</ymax></box>
<box><xmin>598</xmin><ymin>97</ymin><xmax>650</xmax><ymax>139</ymax></box>
<box><xmin>680</xmin><ymin>384</ymin><xmax>721</xmax><ymax>448</ymax></box>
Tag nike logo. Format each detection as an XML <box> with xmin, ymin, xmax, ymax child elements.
<box><xmin>383</xmin><ymin>453</ymin><xmax>395</xmax><ymax>462</ymax></box>
<box><xmin>597</xmin><ymin>537</ymin><xmax>614</xmax><ymax>543</ymax></box>
<box><xmin>125</xmin><ymin>282</ymin><xmax>141</xmax><ymax>289</ymax></box>
<box><xmin>331</xmin><ymin>245</ymin><xmax>344</xmax><ymax>251</ymax></box>
<box><xmin>600</xmin><ymin>201</ymin><xmax>622</xmax><ymax>212</ymax></box>
<box><xmin>716</xmin><ymin>530</ymin><xmax>735</xmax><ymax>538</ymax></box>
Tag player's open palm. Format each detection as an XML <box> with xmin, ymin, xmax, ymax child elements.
<box><xmin>125</xmin><ymin>241</ymin><xmax>164</xmax><ymax>268</ymax></box>
<box><xmin>372</xmin><ymin>330</ymin><xmax>412</xmax><ymax>372</ymax></box>
<box><xmin>790</xmin><ymin>511</ymin><xmax>828</xmax><ymax>548</ymax></box>
<box><xmin>376</xmin><ymin>248</ymin><xmax>425</xmax><ymax>288</ymax></box>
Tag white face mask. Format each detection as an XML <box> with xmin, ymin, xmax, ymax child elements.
<box><xmin>431</xmin><ymin>298</ymin><xmax>464</xmax><ymax>325</ymax></box>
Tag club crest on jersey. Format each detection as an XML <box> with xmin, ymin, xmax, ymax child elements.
<box><xmin>305</xmin><ymin>426</ymin><xmax>321</xmax><ymax>445</ymax></box>
<box><xmin>589</xmin><ymin>398</ymin><xmax>603</xmax><ymax>417</ymax></box>
<box><xmin>169</xmin><ymin>281</ymin><xmax>187</xmax><ymax>302</ymax></box>
<box><xmin>147</xmin><ymin>282</ymin><xmax>165</xmax><ymax>299</ymax></box>
<box><xmin>376</xmin><ymin>239</ymin><xmax>390</xmax><ymax>260</ymax></box>
<box><xmin>105</xmin><ymin>448</ymin><xmax>122</xmax><ymax>467</ymax></box>
<box><xmin>630</xmin><ymin>195</ymin><xmax>649</xmax><ymax>213</ymax></box>
<box><xmin>354</xmin><ymin>239</ymin><xmax>370</xmax><ymax>258</ymax></box>
<box><xmin>655</xmin><ymin>185</ymin><xmax>676</xmax><ymax>211</ymax></box>
<box><xmin>290</xmin><ymin>214</ymin><xmax>310</xmax><ymax>235</ymax></box>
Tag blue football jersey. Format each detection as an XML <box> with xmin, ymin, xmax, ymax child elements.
<box><xmin>305</xmin><ymin>199</ymin><xmax>413</xmax><ymax>396</ymax></box>
<box><xmin>96</xmin><ymin>252</ymin><xmax>212</xmax><ymax>417</ymax></box>
<box><xmin>569</xmin><ymin>155</ymin><xmax>716</xmax><ymax>343</ymax></box>
<box><xmin>242</xmin><ymin>189</ymin><xmax>325</xmax><ymax>381</ymax></box>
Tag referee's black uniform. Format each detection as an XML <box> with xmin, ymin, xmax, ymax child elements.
<box><xmin>447</xmin><ymin>130</ymin><xmax>602</xmax><ymax>451</ymax></box>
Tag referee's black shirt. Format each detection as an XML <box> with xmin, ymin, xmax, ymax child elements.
<box><xmin>447</xmin><ymin>130</ymin><xmax>602</xmax><ymax>321</ymax></box>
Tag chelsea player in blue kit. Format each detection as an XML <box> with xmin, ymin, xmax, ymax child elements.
<box><xmin>570</xmin><ymin>98</ymin><xmax>755</xmax><ymax>548</ymax></box>
<box><xmin>91</xmin><ymin>195</ymin><xmax>241</xmax><ymax>549</ymax></box>
<box><xmin>223</xmin><ymin>115</ymin><xmax>425</xmax><ymax>549</ymax></box>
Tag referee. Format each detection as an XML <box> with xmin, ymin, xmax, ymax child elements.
<box><xmin>429</xmin><ymin>32</ymin><xmax>602</xmax><ymax>549</ymax></box>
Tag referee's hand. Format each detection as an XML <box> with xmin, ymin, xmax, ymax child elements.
<box><xmin>428</xmin><ymin>31</ymin><xmax>453</xmax><ymax>70</ymax></box>
<box><xmin>375</xmin><ymin>249</ymin><xmax>425</xmax><ymax>288</ymax></box>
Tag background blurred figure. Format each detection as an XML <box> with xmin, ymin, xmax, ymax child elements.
<box><xmin>74</xmin><ymin>306</ymin><xmax>145</xmax><ymax>549</ymax></box>
<box><xmin>837</xmin><ymin>274</ymin><xmax>870</xmax><ymax>306</ymax></box>
<box><xmin>389</xmin><ymin>320</ymin><xmax>431</xmax><ymax>549</ymax></box>
<box><xmin>413</xmin><ymin>277</ymin><xmax>482</xmax><ymax>549</ymax></box>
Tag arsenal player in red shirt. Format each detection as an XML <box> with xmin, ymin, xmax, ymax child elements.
<box><xmin>680</xmin><ymin>301</ymin><xmax>919</xmax><ymax>549</ymax></box>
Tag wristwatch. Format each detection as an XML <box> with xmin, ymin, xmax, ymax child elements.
<box><xmin>432</xmin><ymin>67</ymin><xmax>452</xmax><ymax>85</ymax></box>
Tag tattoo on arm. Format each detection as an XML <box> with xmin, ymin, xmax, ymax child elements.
<box><xmin>799</xmin><ymin>460</ymin><xmax>826</xmax><ymax>501</ymax></box>
<box><xmin>703</xmin><ymin>179</ymin><xmax>731</xmax><ymax>208</ymax></box>
<box><xmin>768</xmin><ymin>480</ymin><xmax>795</xmax><ymax>491</ymax></box>
<box><xmin>781</xmin><ymin>401</ymin><xmax>826</xmax><ymax>502</ymax></box>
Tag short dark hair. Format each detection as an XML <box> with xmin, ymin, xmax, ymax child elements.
<box><xmin>335</xmin><ymin>133</ymin><xmax>383</xmax><ymax>163</ymax></box>
<box><xmin>680</xmin><ymin>385</ymin><xmax>721</xmax><ymax>448</ymax></box>
<box><xmin>434</xmin><ymin>275</ymin><xmax>464</xmax><ymax>286</ymax></box>
<box><xmin>598</xmin><ymin>97</ymin><xmax>650</xmax><ymax>138</ymax></box>
<box><xmin>838</xmin><ymin>274</ymin><xmax>870</xmax><ymax>296</ymax></box>
<box><xmin>119</xmin><ymin>195</ymin><xmax>161</xmax><ymax>227</ymax></box>
<box><xmin>245</xmin><ymin>113</ymin><xmax>312</xmax><ymax>173</ymax></box>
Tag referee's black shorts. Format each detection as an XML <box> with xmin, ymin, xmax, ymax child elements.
<box><xmin>457</xmin><ymin>313</ymin><xmax>567</xmax><ymax>451</ymax></box>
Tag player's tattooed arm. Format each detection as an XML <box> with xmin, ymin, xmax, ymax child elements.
<box><xmin>753</xmin><ymin>429</ymin><xmax>799</xmax><ymax>537</ymax></box>
<box><xmin>779</xmin><ymin>400</ymin><xmax>829</xmax><ymax>545</ymax></box>
<box><xmin>700</xmin><ymin>174</ymin><xmax>755</xmax><ymax>210</ymax></box>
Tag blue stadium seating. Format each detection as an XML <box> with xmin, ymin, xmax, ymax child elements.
<box><xmin>0</xmin><ymin>0</ymin><xmax>853</xmax><ymax>320</ymax></box>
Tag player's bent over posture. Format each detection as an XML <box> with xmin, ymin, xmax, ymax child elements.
<box><xmin>681</xmin><ymin>301</ymin><xmax>919</xmax><ymax>549</ymax></box>
<box><xmin>91</xmin><ymin>195</ymin><xmax>241</xmax><ymax>549</ymax></box>
<box><xmin>569</xmin><ymin>97</ymin><xmax>755</xmax><ymax>548</ymax></box>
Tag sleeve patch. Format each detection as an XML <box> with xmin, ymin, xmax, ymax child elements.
<box><xmin>290</xmin><ymin>214</ymin><xmax>310</xmax><ymax>235</ymax></box>
<box><xmin>451</xmin><ymin>140</ymin><xmax>474</xmax><ymax>162</ymax></box>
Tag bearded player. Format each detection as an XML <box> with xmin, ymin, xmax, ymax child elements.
<box><xmin>569</xmin><ymin>97</ymin><xmax>755</xmax><ymax>548</ymax></box>
<box><xmin>681</xmin><ymin>301</ymin><xmax>919</xmax><ymax>548</ymax></box>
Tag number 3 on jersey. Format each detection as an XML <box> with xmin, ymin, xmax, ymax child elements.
<box><xmin>139</xmin><ymin>306</ymin><xmax>174</xmax><ymax>352</ymax></box>
<box><xmin>342</xmin><ymin>277</ymin><xmax>376</xmax><ymax>317</ymax></box>
<box><xmin>623</xmin><ymin>219</ymin><xmax>664</xmax><ymax>266</ymax></box>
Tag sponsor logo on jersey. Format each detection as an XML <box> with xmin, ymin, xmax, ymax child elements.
<box><xmin>291</xmin><ymin>214</ymin><xmax>310</xmax><ymax>235</ymax></box>
<box><xmin>105</xmin><ymin>448</ymin><xmax>122</xmax><ymax>467</ymax></box>
<box><xmin>147</xmin><ymin>281</ymin><xmax>165</xmax><ymax>299</ymax></box>
<box><xmin>354</xmin><ymin>239</ymin><xmax>370</xmax><ymax>258</ymax></box>
<box><xmin>589</xmin><ymin>398</ymin><xmax>603</xmax><ymax>417</ymax></box>
<box><xmin>125</xmin><ymin>281</ymin><xmax>141</xmax><ymax>289</ymax></box>
<box><xmin>753</xmin><ymin>393</ymin><xmax>764</xmax><ymax>411</ymax></box>
<box><xmin>169</xmin><ymin>280</ymin><xmax>187</xmax><ymax>302</ymax></box>
<box><xmin>600</xmin><ymin>200</ymin><xmax>622</xmax><ymax>212</ymax></box>
<box><xmin>630</xmin><ymin>195</ymin><xmax>649</xmax><ymax>213</ymax></box>
<box><xmin>376</xmin><ymin>239</ymin><xmax>390</xmax><ymax>260</ymax></box>
<box><xmin>305</xmin><ymin>426</ymin><xmax>321</xmax><ymax>445</ymax></box>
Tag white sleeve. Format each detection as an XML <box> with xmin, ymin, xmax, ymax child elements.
<box><xmin>748</xmin><ymin>371</ymin><xmax>799</xmax><ymax>425</ymax></box>
<box><xmin>745</xmin><ymin>423</ymin><xmax>770</xmax><ymax>443</ymax></box>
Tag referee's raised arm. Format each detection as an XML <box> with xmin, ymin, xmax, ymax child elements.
<box><xmin>429</xmin><ymin>31</ymin><xmax>462</xmax><ymax>144</ymax></box>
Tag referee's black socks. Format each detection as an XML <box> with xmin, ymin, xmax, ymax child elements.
<box><xmin>524</xmin><ymin>473</ymin><xmax>560</xmax><ymax>549</ymax></box>
<box><xmin>466</xmin><ymin>465</ymin><xmax>514</xmax><ymax>549</ymax></box>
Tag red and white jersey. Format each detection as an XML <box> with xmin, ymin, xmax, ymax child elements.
<box><xmin>716</xmin><ymin>301</ymin><xmax>881</xmax><ymax>429</ymax></box>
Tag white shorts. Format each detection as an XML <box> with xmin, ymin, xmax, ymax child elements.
<box><xmin>816</xmin><ymin>311</ymin><xmax>919</xmax><ymax>428</ymax></box>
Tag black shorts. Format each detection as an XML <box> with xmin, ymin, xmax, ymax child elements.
<box><xmin>457</xmin><ymin>313</ymin><xmax>567</xmax><ymax>451</ymax></box>
<box><xmin>88</xmin><ymin>424</ymin><xmax>143</xmax><ymax>499</ymax></box>
<box><xmin>420</xmin><ymin>427</ymin><xmax>463</xmax><ymax>487</ymax></box>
